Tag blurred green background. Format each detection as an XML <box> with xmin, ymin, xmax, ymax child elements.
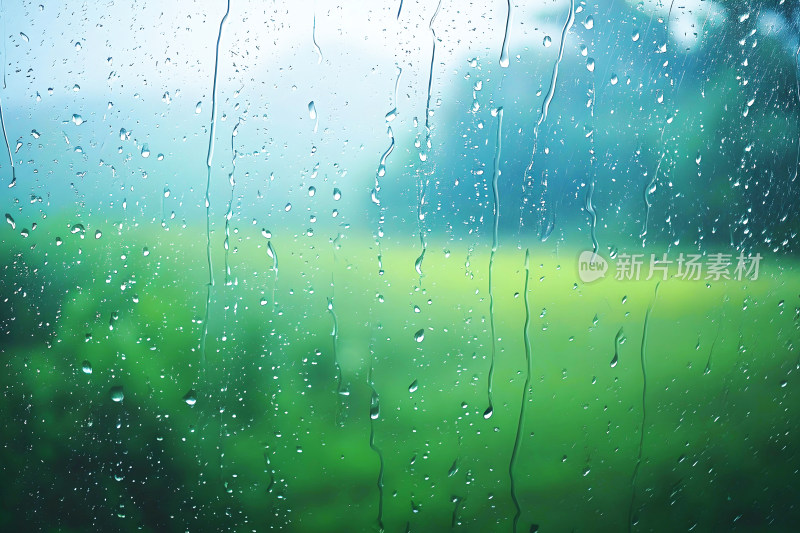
<box><xmin>2</xmin><ymin>0</ymin><xmax>800</xmax><ymax>531</ymax></box>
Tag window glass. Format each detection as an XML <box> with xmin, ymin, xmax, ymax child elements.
<box><xmin>1</xmin><ymin>0</ymin><xmax>798</xmax><ymax>531</ymax></box>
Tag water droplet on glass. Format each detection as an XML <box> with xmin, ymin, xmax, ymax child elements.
<box><xmin>308</xmin><ymin>101</ymin><xmax>317</xmax><ymax>120</ymax></box>
<box><xmin>370</xmin><ymin>391</ymin><xmax>380</xmax><ymax>419</ymax></box>
<box><xmin>81</xmin><ymin>361</ymin><xmax>92</xmax><ymax>374</ymax></box>
<box><xmin>110</xmin><ymin>386</ymin><xmax>124</xmax><ymax>402</ymax></box>
<box><xmin>632</xmin><ymin>30</ymin><xmax>640</xmax><ymax>42</ymax></box>
<box><xmin>333</xmin><ymin>188</ymin><xmax>341</xmax><ymax>200</ymax></box>
<box><xmin>141</xmin><ymin>144</ymin><xmax>150</xmax><ymax>158</ymax></box>
<box><xmin>71</xmin><ymin>114</ymin><xmax>83</xmax><ymax>125</ymax></box>
<box><xmin>195</xmin><ymin>102</ymin><xmax>202</xmax><ymax>114</ymax></box>
<box><xmin>584</xmin><ymin>16</ymin><xmax>594</xmax><ymax>30</ymax></box>
<box><xmin>483</xmin><ymin>406</ymin><xmax>493</xmax><ymax>419</ymax></box>
<box><xmin>183</xmin><ymin>389</ymin><xmax>197</xmax><ymax>406</ymax></box>
<box><xmin>586</xmin><ymin>58</ymin><xmax>595</xmax><ymax>72</ymax></box>
<box><xmin>414</xmin><ymin>329</ymin><xmax>425</xmax><ymax>342</ymax></box>
<box><xmin>543</xmin><ymin>35</ymin><xmax>552</xmax><ymax>47</ymax></box>
<box><xmin>408</xmin><ymin>380</ymin><xmax>418</xmax><ymax>393</ymax></box>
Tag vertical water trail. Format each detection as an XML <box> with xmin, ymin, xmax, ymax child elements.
<box><xmin>499</xmin><ymin>0</ymin><xmax>512</xmax><ymax>68</ymax></box>
<box><xmin>521</xmin><ymin>0</ymin><xmax>574</xmax><ymax>235</ymax></box>
<box><xmin>1</xmin><ymin>0</ymin><xmax>6</xmax><ymax>88</ymax></box>
<box><xmin>509</xmin><ymin>249</ymin><xmax>532</xmax><ymax>533</ymax></box>
<box><xmin>424</xmin><ymin>0</ymin><xmax>442</xmax><ymax>144</ymax></box>
<box><xmin>415</xmin><ymin>0</ymin><xmax>443</xmax><ymax>280</ymax></box>
<box><xmin>0</xmin><ymin>96</ymin><xmax>14</xmax><ymax>188</ymax></box>
<box><xmin>485</xmin><ymin>107</ymin><xmax>503</xmax><ymax>420</ymax></box>
<box><xmin>611</xmin><ymin>327</ymin><xmax>624</xmax><ymax>368</ymax></box>
<box><xmin>585</xmin><ymin>181</ymin><xmax>598</xmax><ymax>254</ymax></box>
<box><xmin>628</xmin><ymin>281</ymin><xmax>660</xmax><ymax>532</ymax></box>
<box><xmin>367</xmin><ymin>341</ymin><xmax>385</xmax><ymax>531</ymax></box>
<box><xmin>312</xmin><ymin>14</ymin><xmax>323</xmax><ymax>64</ymax></box>
<box><xmin>217</xmin><ymin>118</ymin><xmax>240</xmax><ymax>481</ymax></box>
<box><xmin>327</xmin><ymin>297</ymin><xmax>343</xmax><ymax>409</ymax></box>
<box><xmin>586</xmin><ymin>33</ymin><xmax>598</xmax><ymax>253</ymax></box>
<box><xmin>526</xmin><ymin>0</ymin><xmax>574</xmax><ymax>165</ymax></box>
<box><xmin>397</xmin><ymin>0</ymin><xmax>403</xmax><ymax>20</ymax></box>
<box><xmin>201</xmin><ymin>0</ymin><xmax>231</xmax><ymax>370</ymax></box>
<box><xmin>640</xmin><ymin>152</ymin><xmax>663</xmax><ymax>243</ymax></box>
<box><xmin>224</xmin><ymin>119</ymin><xmax>241</xmax><ymax>286</ymax></box>
<box><xmin>0</xmin><ymin>3</ymin><xmax>13</xmax><ymax>189</ymax></box>
<box><xmin>703</xmin><ymin>295</ymin><xmax>726</xmax><ymax>375</ymax></box>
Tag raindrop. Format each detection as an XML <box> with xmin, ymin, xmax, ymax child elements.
<box><xmin>183</xmin><ymin>389</ymin><xmax>197</xmax><ymax>406</ymax></box>
<box><xmin>584</xmin><ymin>16</ymin><xmax>594</xmax><ymax>29</ymax></box>
<box><xmin>195</xmin><ymin>102</ymin><xmax>202</xmax><ymax>114</ymax></box>
<box><xmin>308</xmin><ymin>186</ymin><xmax>316</xmax><ymax>197</ymax></box>
<box><xmin>370</xmin><ymin>391</ymin><xmax>380</xmax><ymax>419</ymax></box>
<box><xmin>610</xmin><ymin>74</ymin><xmax>618</xmax><ymax>85</ymax></box>
<box><xmin>141</xmin><ymin>144</ymin><xmax>150</xmax><ymax>158</ymax></box>
<box><xmin>333</xmin><ymin>188</ymin><xmax>341</xmax><ymax>200</ymax></box>
<box><xmin>408</xmin><ymin>380</ymin><xmax>418</xmax><ymax>393</ymax></box>
<box><xmin>81</xmin><ymin>361</ymin><xmax>92</xmax><ymax>374</ymax></box>
<box><xmin>632</xmin><ymin>30</ymin><xmax>640</xmax><ymax>42</ymax></box>
<box><xmin>586</xmin><ymin>58</ymin><xmax>595</xmax><ymax>72</ymax></box>
<box><xmin>284</xmin><ymin>203</ymin><xmax>292</xmax><ymax>212</ymax></box>
<box><xmin>543</xmin><ymin>35</ymin><xmax>552</xmax><ymax>47</ymax></box>
<box><xmin>71</xmin><ymin>114</ymin><xmax>84</xmax><ymax>125</ymax></box>
<box><xmin>414</xmin><ymin>329</ymin><xmax>425</xmax><ymax>342</ymax></box>
<box><xmin>5</xmin><ymin>214</ymin><xmax>15</xmax><ymax>229</ymax></box>
<box><xmin>110</xmin><ymin>386</ymin><xmax>124</xmax><ymax>402</ymax></box>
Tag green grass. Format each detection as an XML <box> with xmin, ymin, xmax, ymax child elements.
<box><xmin>1</xmin><ymin>219</ymin><xmax>799</xmax><ymax>532</ymax></box>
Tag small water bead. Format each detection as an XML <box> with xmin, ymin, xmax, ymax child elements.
<box><xmin>183</xmin><ymin>389</ymin><xmax>197</xmax><ymax>406</ymax></box>
<box><xmin>110</xmin><ymin>386</ymin><xmax>124</xmax><ymax>402</ymax></box>
<box><xmin>543</xmin><ymin>36</ymin><xmax>552</xmax><ymax>47</ymax></box>
<box><xmin>81</xmin><ymin>361</ymin><xmax>92</xmax><ymax>374</ymax></box>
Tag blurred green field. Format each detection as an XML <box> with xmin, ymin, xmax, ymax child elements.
<box><xmin>1</xmin><ymin>220</ymin><xmax>799</xmax><ymax>532</ymax></box>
